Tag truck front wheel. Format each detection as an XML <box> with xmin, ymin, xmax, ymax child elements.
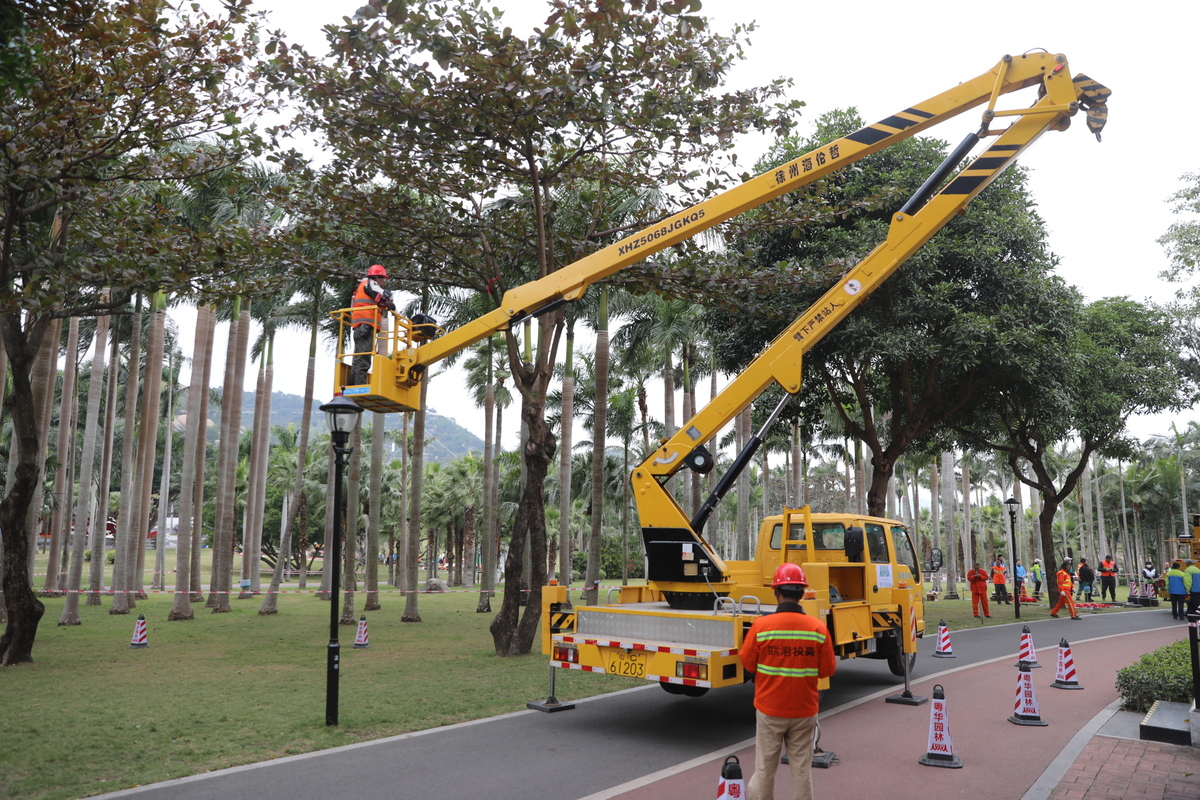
<box><xmin>887</xmin><ymin>648</ymin><xmax>916</xmax><ymax>677</ymax></box>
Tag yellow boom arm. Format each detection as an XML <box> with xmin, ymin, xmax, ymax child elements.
<box><xmin>334</xmin><ymin>52</ymin><xmax>1107</xmax><ymax>418</ymax></box>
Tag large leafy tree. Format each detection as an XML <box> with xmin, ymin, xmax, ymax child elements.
<box><xmin>952</xmin><ymin>297</ymin><xmax>1197</xmax><ymax>603</ymax></box>
<box><xmin>270</xmin><ymin>0</ymin><xmax>799</xmax><ymax>655</ymax></box>
<box><xmin>0</xmin><ymin>0</ymin><xmax>269</xmax><ymax>665</ymax></box>
<box><xmin>713</xmin><ymin>109</ymin><xmax>1067</xmax><ymax>519</ymax></box>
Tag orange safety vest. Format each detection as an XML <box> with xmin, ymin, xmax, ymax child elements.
<box><xmin>351</xmin><ymin>279</ymin><xmax>383</xmax><ymax>329</ymax></box>
<box><xmin>739</xmin><ymin>604</ymin><xmax>836</xmax><ymax>718</ymax></box>
<box><xmin>1056</xmin><ymin>569</ymin><xmax>1074</xmax><ymax>593</ymax></box>
<box><xmin>1099</xmin><ymin>559</ymin><xmax>1116</xmax><ymax>577</ymax></box>
<box><xmin>992</xmin><ymin>564</ymin><xmax>1007</xmax><ymax>584</ymax></box>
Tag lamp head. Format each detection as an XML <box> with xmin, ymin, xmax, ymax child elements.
<box><xmin>320</xmin><ymin>395</ymin><xmax>364</xmax><ymax>442</ymax></box>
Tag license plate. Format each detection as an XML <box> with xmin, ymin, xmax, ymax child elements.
<box><xmin>607</xmin><ymin>649</ymin><xmax>647</xmax><ymax>678</ymax></box>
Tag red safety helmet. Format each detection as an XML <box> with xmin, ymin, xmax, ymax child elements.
<box><xmin>367</xmin><ymin>264</ymin><xmax>388</xmax><ymax>278</ymax></box>
<box><xmin>771</xmin><ymin>563</ymin><xmax>808</xmax><ymax>589</ymax></box>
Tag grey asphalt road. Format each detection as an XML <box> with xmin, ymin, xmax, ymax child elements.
<box><xmin>92</xmin><ymin>607</ymin><xmax>1167</xmax><ymax>800</ymax></box>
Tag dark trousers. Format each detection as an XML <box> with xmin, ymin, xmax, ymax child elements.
<box><xmin>994</xmin><ymin>584</ymin><xmax>1010</xmax><ymax>603</ymax></box>
<box><xmin>1033</xmin><ymin>579</ymin><xmax>1042</xmax><ymax>599</ymax></box>
<box><xmin>1170</xmin><ymin>594</ymin><xmax>1187</xmax><ymax>619</ymax></box>
<box><xmin>1188</xmin><ymin>591</ymin><xmax>1200</xmax><ymax>616</ymax></box>
<box><xmin>350</xmin><ymin>324</ymin><xmax>376</xmax><ymax>385</ymax></box>
<box><xmin>1100</xmin><ymin>576</ymin><xmax>1117</xmax><ymax>602</ymax></box>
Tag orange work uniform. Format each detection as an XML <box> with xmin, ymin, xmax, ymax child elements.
<box><xmin>967</xmin><ymin>567</ymin><xmax>990</xmax><ymax>617</ymax></box>
<box><xmin>1051</xmin><ymin>568</ymin><xmax>1078</xmax><ymax>618</ymax></box>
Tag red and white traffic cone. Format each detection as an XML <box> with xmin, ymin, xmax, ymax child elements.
<box><xmin>716</xmin><ymin>755</ymin><xmax>744</xmax><ymax>799</ymax></box>
<box><xmin>1016</xmin><ymin>625</ymin><xmax>1041</xmax><ymax>667</ymax></box>
<box><xmin>130</xmin><ymin>614</ymin><xmax>149</xmax><ymax>648</ymax></box>
<box><xmin>353</xmin><ymin>615</ymin><xmax>370</xmax><ymax>649</ymax></box>
<box><xmin>918</xmin><ymin>684</ymin><xmax>962</xmax><ymax>768</ymax></box>
<box><xmin>932</xmin><ymin>619</ymin><xmax>955</xmax><ymax>658</ymax></box>
<box><xmin>1008</xmin><ymin>661</ymin><xmax>1048</xmax><ymax>726</ymax></box>
<box><xmin>1051</xmin><ymin>638</ymin><xmax>1083</xmax><ymax>689</ymax></box>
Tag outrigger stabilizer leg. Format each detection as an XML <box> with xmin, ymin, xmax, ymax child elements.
<box><xmin>527</xmin><ymin>665</ymin><xmax>576</xmax><ymax>713</ymax></box>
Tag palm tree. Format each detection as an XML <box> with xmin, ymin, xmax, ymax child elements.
<box><xmin>58</xmin><ymin>304</ymin><xmax>111</xmax><ymax>625</ymax></box>
<box><xmin>169</xmin><ymin>304</ymin><xmax>215</xmax><ymax>621</ymax></box>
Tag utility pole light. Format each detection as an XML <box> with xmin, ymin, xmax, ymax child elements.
<box><xmin>1005</xmin><ymin>496</ymin><xmax>1021</xmax><ymax>620</ymax></box>
<box><xmin>320</xmin><ymin>395</ymin><xmax>363</xmax><ymax>726</ymax></box>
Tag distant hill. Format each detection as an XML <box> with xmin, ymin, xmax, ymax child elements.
<box><xmin>201</xmin><ymin>390</ymin><xmax>485</xmax><ymax>464</ymax></box>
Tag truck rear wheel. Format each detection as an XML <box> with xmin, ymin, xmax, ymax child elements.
<box><xmin>659</xmin><ymin>682</ymin><xmax>710</xmax><ymax>697</ymax></box>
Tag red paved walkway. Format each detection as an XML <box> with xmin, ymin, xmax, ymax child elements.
<box><xmin>586</xmin><ymin>623</ymin><xmax>1198</xmax><ymax>800</ymax></box>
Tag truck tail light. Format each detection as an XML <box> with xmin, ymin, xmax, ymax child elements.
<box><xmin>676</xmin><ymin>661</ymin><xmax>708</xmax><ymax>681</ymax></box>
<box><xmin>552</xmin><ymin>645</ymin><xmax>578</xmax><ymax>664</ymax></box>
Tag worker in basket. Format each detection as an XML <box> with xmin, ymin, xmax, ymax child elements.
<box><xmin>349</xmin><ymin>264</ymin><xmax>395</xmax><ymax>386</ymax></box>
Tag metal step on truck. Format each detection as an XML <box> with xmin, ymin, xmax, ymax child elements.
<box><xmin>541</xmin><ymin>507</ymin><xmax>925</xmax><ymax>696</ymax></box>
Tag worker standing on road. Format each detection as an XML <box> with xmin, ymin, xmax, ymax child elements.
<box><xmin>1165</xmin><ymin>561</ymin><xmax>1191</xmax><ymax>620</ymax></box>
<box><xmin>1031</xmin><ymin>559</ymin><xmax>1044</xmax><ymax>601</ymax></box>
<box><xmin>1098</xmin><ymin>556</ymin><xmax>1118</xmax><ymax>603</ymax></box>
<box><xmin>740</xmin><ymin>563</ymin><xmax>836</xmax><ymax>800</ymax></box>
<box><xmin>992</xmin><ymin>556</ymin><xmax>1011</xmax><ymax>604</ymax></box>
<box><xmin>1185</xmin><ymin>560</ymin><xmax>1200</xmax><ymax>616</ymax></box>
<box><xmin>1051</xmin><ymin>559</ymin><xmax>1080</xmax><ymax>620</ymax></box>
<box><xmin>349</xmin><ymin>264</ymin><xmax>396</xmax><ymax>386</ymax></box>
<box><xmin>967</xmin><ymin>562</ymin><xmax>991</xmax><ymax>618</ymax></box>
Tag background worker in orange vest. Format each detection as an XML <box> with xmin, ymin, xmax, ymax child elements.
<box><xmin>1051</xmin><ymin>559</ymin><xmax>1080</xmax><ymax>619</ymax></box>
<box><xmin>740</xmin><ymin>563</ymin><xmax>836</xmax><ymax>800</ymax></box>
<box><xmin>967</xmin><ymin>563</ymin><xmax>990</xmax><ymax>618</ymax></box>
<box><xmin>991</xmin><ymin>556</ymin><xmax>1011</xmax><ymax>604</ymax></box>
<box><xmin>1098</xmin><ymin>555</ymin><xmax>1118</xmax><ymax>603</ymax></box>
<box><xmin>349</xmin><ymin>264</ymin><xmax>395</xmax><ymax>386</ymax></box>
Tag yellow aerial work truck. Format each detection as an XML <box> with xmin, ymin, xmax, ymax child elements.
<box><xmin>542</xmin><ymin>508</ymin><xmax>923</xmax><ymax>696</ymax></box>
<box><xmin>329</xmin><ymin>51</ymin><xmax>1108</xmax><ymax>693</ymax></box>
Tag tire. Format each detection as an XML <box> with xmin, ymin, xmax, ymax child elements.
<box><xmin>887</xmin><ymin>648</ymin><xmax>916</xmax><ymax>677</ymax></box>
<box><xmin>659</xmin><ymin>682</ymin><xmax>709</xmax><ymax>697</ymax></box>
<box><xmin>659</xmin><ymin>682</ymin><xmax>685</xmax><ymax>695</ymax></box>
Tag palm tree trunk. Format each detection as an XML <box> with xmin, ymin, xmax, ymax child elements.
<box><xmin>211</xmin><ymin>303</ymin><xmax>248</xmax><ymax>612</ymax></box>
<box><xmin>109</xmin><ymin>307</ymin><xmax>140</xmax><ymax>616</ymax></box>
<box><xmin>476</xmin><ymin>382</ymin><xmax>494</xmax><ymax>613</ymax></box>
<box><xmin>59</xmin><ymin>310</ymin><xmax>110</xmax><ymax>624</ymax></box>
<box><xmin>340</xmin><ymin>425</ymin><xmax>361</xmax><ymax>625</ymax></box>
<box><xmin>558</xmin><ymin>327</ymin><xmax>573</xmax><ymax>587</ymax></box>
<box><xmin>941</xmin><ymin>452</ymin><xmax>960</xmax><ymax>599</ymax></box>
<box><xmin>89</xmin><ymin>326</ymin><xmax>121</xmax><ymax>605</ymax></box>
<box><xmin>190</xmin><ymin>309</ymin><xmax>215</xmax><ymax>602</ymax></box>
<box><xmin>736</xmin><ymin>406</ymin><xmax>751</xmax><ymax>560</ymax></box>
<box><xmin>45</xmin><ymin>317</ymin><xmax>80</xmax><ymax>594</ymax></box>
<box><xmin>240</xmin><ymin>355</ymin><xmax>267</xmax><ymax>598</ymax></box>
<box><xmin>132</xmin><ymin>296</ymin><xmax>167</xmax><ymax>599</ymax></box>
<box><xmin>366</xmin><ymin>411</ymin><xmax>384</xmax><ymax>610</ymax></box>
<box><xmin>152</xmin><ymin>352</ymin><xmax>176</xmax><ymax>592</ymax></box>
<box><xmin>584</xmin><ymin>296</ymin><xmax>608</xmax><ymax>606</ymax></box>
<box><xmin>403</xmin><ymin>378</ymin><xmax>426</xmax><ymax>622</ymax></box>
<box><xmin>170</xmin><ymin>304</ymin><xmax>213</xmax><ymax>621</ymax></box>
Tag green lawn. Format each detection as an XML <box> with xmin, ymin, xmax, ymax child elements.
<box><xmin>1</xmin><ymin>564</ymin><xmax>1149</xmax><ymax>800</ymax></box>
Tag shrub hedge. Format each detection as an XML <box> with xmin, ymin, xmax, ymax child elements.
<box><xmin>1115</xmin><ymin>639</ymin><xmax>1195</xmax><ymax>712</ymax></box>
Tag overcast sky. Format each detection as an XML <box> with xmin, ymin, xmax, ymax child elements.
<box><xmin>179</xmin><ymin>0</ymin><xmax>1200</xmax><ymax>451</ymax></box>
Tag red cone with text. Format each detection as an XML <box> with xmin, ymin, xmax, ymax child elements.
<box><xmin>933</xmin><ymin>619</ymin><xmax>955</xmax><ymax>658</ymax></box>
<box><xmin>1008</xmin><ymin>661</ymin><xmax>1048</xmax><ymax>726</ymax></box>
<box><xmin>353</xmin><ymin>615</ymin><xmax>370</xmax><ymax>649</ymax></box>
<box><xmin>919</xmin><ymin>684</ymin><xmax>962</xmax><ymax>768</ymax></box>
<box><xmin>1017</xmin><ymin>625</ymin><xmax>1040</xmax><ymax>667</ymax></box>
<box><xmin>130</xmin><ymin>614</ymin><xmax>148</xmax><ymax>648</ymax></box>
<box><xmin>717</xmin><ymin>755</ymin><xmax>745</xmax><ymax>799</ymax></box>
<box><xmin>1051</xmin><ymin>638</ymin><xmax>1083</xmax><ymax>689</ymax></box>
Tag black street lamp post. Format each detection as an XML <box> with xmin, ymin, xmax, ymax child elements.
<box><xmin>321</xmin><ymin>395</ymin><xmax>363</xmax><ymax>726</ymax></box>
<box><xmin>1005</xmin><ymin>496</ymin><xmax>1021</xmax><ymax>620</ymax></box>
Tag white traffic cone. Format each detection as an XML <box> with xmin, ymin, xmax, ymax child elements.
<box><xmin>130</xmin><ymin>614</ymin><xmax>149</xmax><ymax>648</ymax></box>
<box><xmin>1051</xmin><ymin>638</ymin><xmax>1083</xmax><ymax>689</ymax></box>
<box><xmin>1008</xmin><ymin>661</ymin><xmax>1048</xmax><ymax>726</ymax></box>
<box><xmin>1016</xmin><ymin>625</ymin><xmax>1041</xmax><ymax>667</ymax></box>
<box><xmin>918</xmin><ymin>684</ymin><xmax>962</xmax><ymax>768</ymax></box>
<box><xmin>352</xmin><ymin>615</ymin><xmax>370</xmax><ymax>649</ymax></box>
<box><xmin>716</xmin><ymin>755</ymin><xmax>744</xmax><ymax>799</ymax></box>
<box><xmin>932</xmin><ymin>619</ymin><xmax>955</xmax><ymax>658</ymax></box>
